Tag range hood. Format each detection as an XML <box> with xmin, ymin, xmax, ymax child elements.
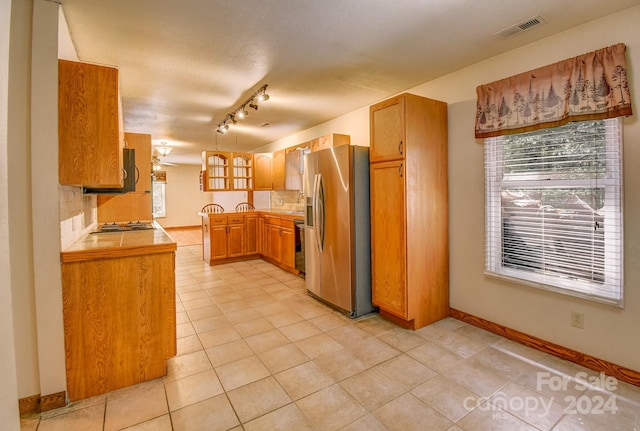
<box><xmin>83</xmin><ymin>148</ymin><xmax>137</xmax><ymax>194</ymax></box>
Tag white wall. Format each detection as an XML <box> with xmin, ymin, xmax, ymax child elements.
<box><xmin>7</xmin><ymin>0</ymin><xmax>39</xmax><ymax>403</ymax></box>
<box><xmin>1</xmin><ymin>0</ymin><xmax>21</xmax><ymax>427</ymax></box>
<box><xmin>415</xmin><ymin>8</ymin><xmax>640</xmax><ymax>372</ymax></box>
<box><xmin>268</xmin><ymin>6</ymin><xmax>640</xmax><ymax>371</ymax></box>
<box><xmin>6</xmin><ymin>0</ymin><xmax>70</xmax><ymax>408</ymax></box>
<box><xmin>157</xmin><ymin>164</ymin><xmax>213</xmax><ymax>227</ymax></box>
<box><xmin>31</xmin><ymin>0</ymin><xmax>67</xmax><ymax>398</ymax></box>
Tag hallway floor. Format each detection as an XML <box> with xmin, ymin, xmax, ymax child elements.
<box><xmin>21</xmin><ymin>245</ymin><xmax>640</xmax><ymax>430</ymax></box>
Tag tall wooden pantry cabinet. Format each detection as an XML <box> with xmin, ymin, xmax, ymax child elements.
<box><xmin>369</xmin><ymin>93</ymin><xmax>449</xmax><ymax>330</ymax></box>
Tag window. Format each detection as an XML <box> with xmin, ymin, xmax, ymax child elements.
<box><xmin>152</xmin><ymin>180</ymin><xmax>166</xmax><ymax>218</ymax></box>
<box><xmin>485</xmin><ymin>118</ymin><xmax>623</xmax><ymax>305</ymax></box>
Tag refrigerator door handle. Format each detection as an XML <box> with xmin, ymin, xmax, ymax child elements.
<box><xmin>315</xmin><ymin>173</ymin><xmax>325</xmax><ymax>253</ymax></box>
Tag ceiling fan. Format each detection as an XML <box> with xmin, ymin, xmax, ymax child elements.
<box><xmin>152</xmin><ymin>143</ymin><xmax>178</xmax><ymax>169</ymax></box>
<box><xmin>152</xmin><ymin>153</ymin><xmax>178</xmax><ymax>169</ymax></box>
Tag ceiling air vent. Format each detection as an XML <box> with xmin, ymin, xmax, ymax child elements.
<box><xmin>495</xmin><ymin>15</ymin><xmax>545</xmax><ymax>39</ymax></box>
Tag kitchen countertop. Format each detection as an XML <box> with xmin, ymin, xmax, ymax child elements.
<box><xmin>61</xmin><ymin>221</ymin><xmax>177</xmax><ymax>263</ymax></box>
<box><xmin>198</xmin><ymin>210</ymin><xmax>304</xmax><ymax>220</ymax></box>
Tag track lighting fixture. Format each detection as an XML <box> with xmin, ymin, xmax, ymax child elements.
<box><xmin>216</xmin><ymin>84</ymin><xmax>270</xmax><ymax>134</ymax></box>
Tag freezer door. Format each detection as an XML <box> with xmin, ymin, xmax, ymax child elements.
<box><xmin>304</xmin><ymin>153</ymin><xmax>320</xmax><ymax>296</ymax></box>
<box><xmin>316</xmin><ymin>145</ymin><xmax>353</xmax><ymax>313</ymax></box>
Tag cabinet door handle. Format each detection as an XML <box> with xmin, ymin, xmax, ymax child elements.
<box><xmin>398</xmin><ymin>141</ymin><xmax>403</xmax><ymax>156</ymax></box>
<box><xmin>399</xmin><ymin>163</ymin><xmax>403</xmax><ymax>178</ymax></box>
<box><xmin>204</xmin><ymin>224</ymin><xmax>208</xmax><ymax>233</ymax></box>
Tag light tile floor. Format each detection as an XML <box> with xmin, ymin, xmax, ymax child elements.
<box><xmin>21</xmin><ymin>245</ymin><xmax>640</xmax><ymax>430</ymax></box>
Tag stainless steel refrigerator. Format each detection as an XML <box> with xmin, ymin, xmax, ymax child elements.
<box><xmin>303</xmin><ymin>144</ymin><xmax>375</xmax><ymax>318</ymax></box>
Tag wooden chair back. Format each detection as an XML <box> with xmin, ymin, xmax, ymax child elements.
<box><xmin>201</xmin><ymin>203</ymin><xmax>225</xmax><ymax>214</ymax></box>
<box><xmin>235</xmin><ymin>202</ymin><xmax>255</xmax><ymax>212</ymax></box>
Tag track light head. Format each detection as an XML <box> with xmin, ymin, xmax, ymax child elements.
<box><xmin>256</xmin><ymin>92</ymin><xmax>269</xmax><ymax>102</ymax></box>
<box><xmin>217</xmin><ymin>123</ymin><xmax>229</xmax><ymax>134</ymax></box>
<box><xmin>236</xmin><ymin>108</ymin><xmax>248</xmax><ymax>119</ymax></box>
<box><xmin>249</xmin><ymin>101</ymin><xmax>259</xmax><ymax>110</ymax></box>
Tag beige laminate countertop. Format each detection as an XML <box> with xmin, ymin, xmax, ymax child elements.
<box><xmin>198</xmin><ymin>210</ymin><xmax>304</xmax><ymax>220</ymax></box>
<box><xmin>61</xmin><ymin>222</ymin><xmax>177</xmax><ymax>263</ymax></box>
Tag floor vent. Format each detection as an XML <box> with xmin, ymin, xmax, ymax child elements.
<box><xmin>495</xmin><ymin>15</ymin><xmax>545</xmax><ymax>38</ymax></box>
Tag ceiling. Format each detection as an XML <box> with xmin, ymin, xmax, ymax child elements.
<box><xmin>59</xmin><ymin>0</ymin><xmax>639</xmax><ymax>165</ymax></box>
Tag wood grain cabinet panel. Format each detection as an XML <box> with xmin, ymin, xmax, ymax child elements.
<box><xmin>97</xmin><ymin>132</ymin><xmax>153</xmax><ymax>222</ymax></box>
<box><xmin>245</xmin><ymin>214</ymin><xmax>259</xmax><ymax>255</ymax></box>
<box><xmin>280</xmin><ymin>226</ymin><xmax>295</xmax><ymax>269</ymax></box>
<box><xmin>369</xmin><ymin>93</ymin><xmax>449</xmax><ymax>330</ymax></box>
<box><xmin>253</xmin><ymin>153</ymin><xmax>273</xmax><ymax>190</ymax></box>
<box><xmin>273</xmin><ymin>149</ymin><xmax>286</xmax><ymax>190</ymax></box>
<box><xmin>227</xmin><ymin>216</ymin><xmax>245</xmax><ymax>258</ymax></box>
<box><xmin>61</xmin><ymin>252</ymin><xmax>175</xmax><ymax>401</ymax></box>
<box><xmin>370</xmin><ymin>160</ymin><xmax>407</xmax><ymax>318</ymax></box>
<box><xmin>58</xmin><ymin>59</ymin><xmax>124</xmax><ymax>188</ymax></box>
<box><xmin>370</xmin><ymin>98</ymin><xmax>405</xmax><ymax>163</ymax></box>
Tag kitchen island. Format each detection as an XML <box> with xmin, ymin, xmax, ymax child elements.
<box><xmin>60</xmin><ymin>223</ymin><xmax>177</xmax><ymax>401</ymax></box>
<box><xmin>199</xmin><ymin>210</ymin><xmax>304</xmax><ymax>274</ymax></box>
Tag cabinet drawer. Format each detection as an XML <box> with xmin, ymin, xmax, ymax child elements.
<box><xmin>278</xmin><ymin>218</ymin><xmax>294</xmax><ymax>229</ymax></box>
<box><xmin>210</xmin><ymin>216</ymin><xmax>227</xmax><ymax>225</ymax></box>
<box><xmin>227</xmin><ymin>215</ymin><xmax>244</xmax><ymax>225</ymax></box>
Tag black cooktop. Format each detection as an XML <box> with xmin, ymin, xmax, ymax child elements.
<box><xmin>92</xmin><ymin>222</ymin><xmax>155</xmax><ymax>233</ymax></box>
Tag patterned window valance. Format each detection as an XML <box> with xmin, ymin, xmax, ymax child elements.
<box><xmin>475</xmin><ymin>43</ymin><xmax>632</xmax><ymax>138</ymax></box>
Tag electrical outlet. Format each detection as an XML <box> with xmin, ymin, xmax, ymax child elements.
<box><xmin>571</xmin><ymin>311</ymin><xmax>584</xmax><ymax>329</ymax></box>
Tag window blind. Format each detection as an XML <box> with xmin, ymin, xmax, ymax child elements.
<box><xmin>485</xmin><ymin>118</ymin><xmax>623</xmax><ymax>305</ymax></box>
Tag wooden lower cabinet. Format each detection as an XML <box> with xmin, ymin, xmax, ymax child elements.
<box><xmin>201</xmin><ymin>212</ymin><xmax>299</xmax><ymax>273</ymax></box>
<box><xmin>370</xmin><ymin>160</ymin><xmax>407</xmax><ymax>318</ymax></box>
<box><xmin>227</xmin><ymin>215</ymin><xmax>245</xmax><ymax>258</ymax></box>
<box><xmin>262</xmin><ymin>216</ymin><xmax>296</xmax><ymax>270</ymax></box>
<box><xmin>245</xmin><ymin>214</ymin><xmax>259</xmax><ymax>255</ymax></box>
<box><xmin>201</xmin><ymin>213</ymin><xmax>260</xmax><ymax>265</ymax></box>
<box><xmin>280</xmin><ymin>226</ymin><xmax>295</xmax><ymax>268</ymax></box>
<box><xmin>61</xmin><ymin>251</ymin><xmax>176</xmax><ymax>401</ymax></box>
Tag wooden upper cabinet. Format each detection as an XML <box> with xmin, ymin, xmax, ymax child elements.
<box><xmin>97</xmin><ymin>132</ymin><xmax>153</xmax><ymax>223</ymax></box>
<box><xmin>369</xmin><ymin>96</ymin><xmax>405</xmax><ymax>163</ymax></box>
<box><xmin>273</xmin><ymin>149</ymin><xmax>286</xmax><ymax>190</ymax></box>
<box><xmin>202</xmin><ymin>151</ymin><xmax>231</xmax><ymax>191</ymax></box>
<box><xmin>58</xmin><ymin>59</ymin><xmax>124</xmax><ymax>187</ymax></box>
<box><xmin>304</xmin><ymin>134</ymin><xmax>350</xmax><ymax>153</ymax></box>
<box><xmin>254</xmin><ymin>153</ymin><xmax>273</xmax><ymax>190</ymax></box>
<box><xmin>201</xmin><ymin>151</ymin><xmax>254</xmax><ymax>191</ymax></box>
<box><xmin>317</xmin><ymin>133</ymin><xmax>350</xmax><ymax>151</ymax></box>
<box><xmin>231</xmin><ymin>154</ymin><xmax>253</xmax><ymax>190</ymax></box>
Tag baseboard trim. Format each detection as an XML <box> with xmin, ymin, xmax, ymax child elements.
<box><xmin>449</xmin><ymin>308</ymin><xmax>640</xmax><ymax>388</ymax></box>
<box><xmin>41</xmin><ymin>391</ymin><xmax>67</xmax><ymax>412</ymax></box>
<box><xmin>18</xmin><ymin>391</ymin><xmax>66</xmax><ymax>415</ymax></box>
<box><xmin>162</xmin><ymin>225</ymin><xmax>200</xmax><ymax>230</ymax></box>
<box><xmin>18</xmin><ymin>394</ymin><xmax>40</xmax><ymax>415</ymax></box>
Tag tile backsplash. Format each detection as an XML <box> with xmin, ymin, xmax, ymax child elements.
<box><xmin>59</xmin><ymin>185</ymin><xmax>96</xmax><ymax>249</ymax></box>
<box><xmin>270</xmin><ymin>190</ymin><xmax>304</xmax><ymax>212</ymax></box>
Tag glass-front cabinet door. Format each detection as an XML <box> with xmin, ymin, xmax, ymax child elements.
<box><xmin>232</xmin><ymin>154</ymin><xmax>253</xmax><ymax>190</ymax></box>
<box><xmin>202</xmin><ymin>151</ymin><xmax>230</xmax><ymax>191</ymax></box>
<box><xmin>201</xmin><ymin>151</ymin><xmax>254</xmax><ymax>191</ymax></box>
